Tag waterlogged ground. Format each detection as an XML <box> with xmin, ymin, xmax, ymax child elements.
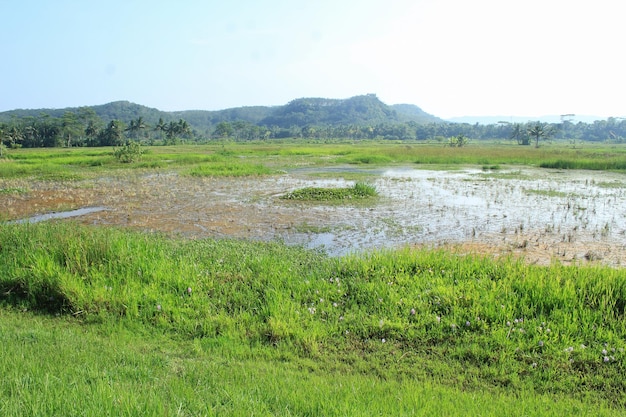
<box><xmin>3</xmin><ymin>165</ymin><xmax>626</xmax><ymax>265</ymax></box>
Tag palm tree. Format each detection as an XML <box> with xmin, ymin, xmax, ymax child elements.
<box><xmin>510</xmin><ymin>123</ymin><xmax>530</xmax><ymax>145</ymax></box>
<box><xmin>527</xmin><ymin>122</ymin><xmax>553</xmax><ymax>148</ymax></box>
<box><xmin>6</xmin><ymin>125</ymin><xmax>24</xmax><ymax>148</ymax></box>
<box><xmin>125</xmin><ymin>117</ymin><xmax>147</xmax><ymax>140</ymax></box>
<box><xmin>177</xmin><ymin>119</ymin><xmax>191</xmax><ymax>137</ymax></box>
<box><xmin>154</xmin><ymin>118</ymin><xmax>167</xmax><ymax>141</ymax></box>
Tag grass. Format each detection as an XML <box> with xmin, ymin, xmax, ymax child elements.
<box><xmin>1</xmin><ymin>222</ymin><xmax>626</xmax><ymax>415</ymax></box>
<box><xmin>4</xmin><ymin>312</ymin><xmax>621</xmax><ymax>416</ymax></box>
<box><xmin>186</xmin><ymin>161</ymin><xmax>272</xmax><ymax>177</ymax></box>
<box><xmin>3</xmin><ymin>142</ymin><xmax>626</xmax><ymax>181</ymax></box>
<box><xmin>282</xmin><ymin>182</ymin><xmax>378</xmax><ymax>201</ymax></box>
<box><xmin>0</xmin><ymin>186</ymin><xmax>28</xmax><ymax>195</ymax></box>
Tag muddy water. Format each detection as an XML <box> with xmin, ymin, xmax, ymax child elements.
<box><xmin>3</xmin><ymin>166</ymin><xmax>626</xmax><ymax>265</ymax></box>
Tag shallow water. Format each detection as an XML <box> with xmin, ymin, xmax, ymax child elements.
<box><xmin>3</xmin><ymin>165</ymin><xmax>626</xmax><ymax>265</ymax></box>
<box><xmin>9</xmin><ymin>207</ymin><xmax>108</xmax><ymax>224</ymax></box>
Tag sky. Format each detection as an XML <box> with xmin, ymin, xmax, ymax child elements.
<box><xmin>1</xmin><ymin>0</ymin><xmax>624</xmax><ymax>119</ymax></box>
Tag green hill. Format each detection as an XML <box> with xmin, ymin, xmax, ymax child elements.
<box><xmin>0</xmin><ymin>95</ymin><xmax>442</xmax><ymax>132</ymax></box>
<box><xmin>260</xmin><ymin>94</ymin><xmax>442</xmax><ymax>127</ymax></box>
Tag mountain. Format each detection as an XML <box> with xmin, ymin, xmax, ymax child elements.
<box><xmin>391</xmin><ymin>104</ymin><xmax>444</xmax><ymax>124</ymax></box>
<box><xmin>0</xmin><ymin>95</ymin><xmax>443</xmax><ymax>131</ymax></box>
<box><xmin>259</xmin><ymin>94</ymin><xmax>442</xmax><ymax>127</ymax></box>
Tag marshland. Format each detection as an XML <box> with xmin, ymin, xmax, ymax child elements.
<box><xmin>2</xmin><ymin>141</ymin><xmax>626</xmax><ymax>416</ymax></box>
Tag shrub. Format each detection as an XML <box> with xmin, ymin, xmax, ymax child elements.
<box><xmin>113</xmin><ymin>140</ymin><xmax>144</xmax><ymax>163</ymax></box>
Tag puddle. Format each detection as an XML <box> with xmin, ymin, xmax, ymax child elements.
<box><xmin>9</xmin><ymin>207</ymin><xmax>108</xmax><ymax>224</ymax></box>
<box><xmin>2</xmin><ymin>166</ymin><xmax>626</xmax><ymax>266</ymax></box>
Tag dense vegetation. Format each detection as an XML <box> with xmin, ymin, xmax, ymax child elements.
<box><xmin>1</xmin><ymin>95</ymin><xmax>625</xmax><ymax>149</ymax></box>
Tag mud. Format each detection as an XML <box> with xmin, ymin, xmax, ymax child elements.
<box><xmin>2</xmin><ymin>166</ymin><xmax>626</xmax><ymax>266</ymax></box>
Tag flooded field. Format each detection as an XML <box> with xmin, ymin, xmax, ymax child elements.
<box><xmin>3</xmin><ymin>165</ymin><xmax>626</xmax><ymax>265</ymax></box>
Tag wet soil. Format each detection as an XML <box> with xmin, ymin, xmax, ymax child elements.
<box><xmin>3</xmin><ymin>166</ymin><xmax>626</xmax><ymax>266</ymax></box>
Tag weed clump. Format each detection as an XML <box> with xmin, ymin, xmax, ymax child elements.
<box><xmin>282</xmin><ymin>182</ymin><xmax>377</xmax><ymax>201</ymax></box>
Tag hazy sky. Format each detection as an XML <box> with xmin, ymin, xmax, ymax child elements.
<box><xmin>2</xmin><ymin>0</ymin><xmax>624</xmax><ymax>118</ymax></box>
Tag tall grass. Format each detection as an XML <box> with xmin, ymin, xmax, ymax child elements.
<box><xmin>540</xmin><ymin>159</ymin><xmax>626</xmax><ymax>170</ymax></box>
<box><xmin>1</xmin><ymin>223</ymin><xmax>625</xmax><ymax>409</ymax></box>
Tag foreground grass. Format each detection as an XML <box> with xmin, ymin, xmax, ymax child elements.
<box><xmin>1</xmin><ymin>223</ymin><xmax>626</xmax><ymax>415</ymax></box>
<box><xmin>2</xmin><ymin>310</ymin><xmax>622</xmax><ymax>417</ymax></box>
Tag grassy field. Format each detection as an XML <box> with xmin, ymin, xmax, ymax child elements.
<box><xmin>1</xmin><ymin>222</ymin><xmax>626</xmax><ymax>415</ymax></box>
<box><xmin>2</xmin><ymin>140</ymin><xmax>626</xmax><ymax>180</ymax></box>
<box><xmin>1</xmin><ymin>141</ymin><xmax>626</xmax><ymax>415</ymax></box>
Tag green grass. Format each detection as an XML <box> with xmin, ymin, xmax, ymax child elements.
<box><xmin>0</xmin><ymin>186</ymin><xmax>28</xmax><ymax>194</ymax></box>
<box><xmin>540</xmin><ymin>159</ymin><xmax>626</xmax><ymax>171</ymax></box>
<box><xmin>282</xmin><ymin>182</ymin><xmax>378</xmax><ymax>201</ymax></box>
<box><xmin>3</xmin><ymin>142</ymin><xmax>626</xmax><ymax>182</ymax></box>
<box><xmin>185</xmin><ymin>161</ymin><xmax>272</xmax><ymax>177</ymax></box>
<box><xmin>4</xmin><ymin>311</ymin><xmax>621</xmax><ymax>416</ymax></box>
<box><xmin>1</xmin><ymin>222</ymin><xmax>626</xmax><ymax>415</ymax></box>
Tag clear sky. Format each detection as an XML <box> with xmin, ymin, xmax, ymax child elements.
<box><xmin>1</xmin><ymin>0</ymin><xmax>624</xmax><ymax>119</ymax></box>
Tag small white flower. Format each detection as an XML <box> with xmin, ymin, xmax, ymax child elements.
<box><xmin>538</xmin><ymin>340</ymin><xmax>544</xmax><ymax>347</ymax></box>
<box><xmin>410</xmin><ymin>308</ymin><xmax>416</xmax><ymax>316</ymax></box>
<box><xmin>382</xmin><ymin>338</ymin><xmax>386</xmax><ymax>343</ymax></box>
<box><xmin>603</xmin><ymin>356</ymin><xmax>610</xmax><ymax>362</ymax></box>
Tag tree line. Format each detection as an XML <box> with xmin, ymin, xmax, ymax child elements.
<box><xmin>1</xmin><ymin>108</ymin><xmax>625</xmax><ymax>151</ymax></box>
<box><xmin>0</xmin><ymin>109</ymin><xmax>194</xmax><ymax>149</ymax></box>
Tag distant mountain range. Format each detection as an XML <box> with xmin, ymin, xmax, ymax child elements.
<box><xmin>0</xmin><ymin>94</ymin><xmax>444</xmax><ymax>132</ymax></box>
<box><xmin>446</xmin><ymin>115</ymin><xmax>609</xmax><ymax>124</ymax></box>
<box><xmin>3</xmin><ymin>96</ymin><xmax>615</xmax><ymax>133</ymax></box>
